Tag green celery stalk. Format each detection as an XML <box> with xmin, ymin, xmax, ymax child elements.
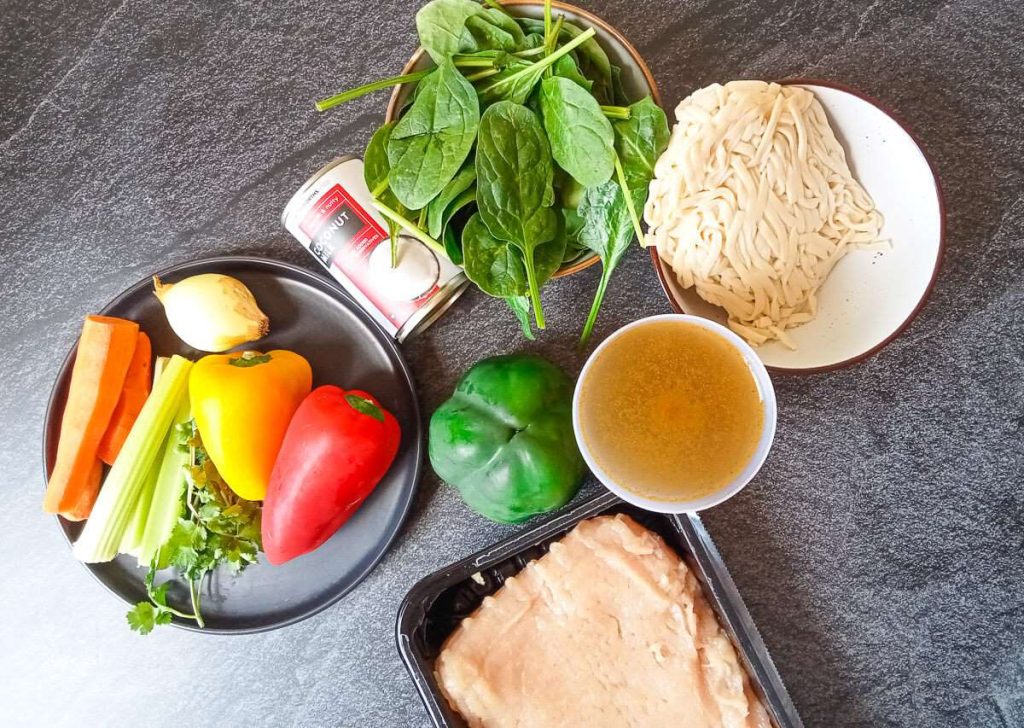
<box><xmin>73</xmin><ymin>356</ymin><xmax>193</xmax><ymax>563</ymax></box>
<box><xmin>152</xmin><ymin>356</ymin><xmax>168</xmax><ymax>387</ymax></box>
<box><xmin>136</xmin><ymin>398</ymin><xmax>191</xmax><ymax>567</ymax></box>
<box><xmin>117</xmin><ymin>448</ymin><xmax>161</xmax><ymax>557</ymax></box>
<box><xmin>117</xmin><ymin>355</ymin><xmax>173</xmax><ymax>557</ymax></box>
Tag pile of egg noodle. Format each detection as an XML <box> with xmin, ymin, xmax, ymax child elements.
<box><xmin>644</xmin><ymin>80</ymin><xmax>885</xmax><ymax>349</ymax></box>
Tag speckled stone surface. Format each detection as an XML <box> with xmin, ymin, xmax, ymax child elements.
<box><xmin>1</xmin><ymin>0</ymin><xmax>1022</xmax><ymax>726</ymax></box>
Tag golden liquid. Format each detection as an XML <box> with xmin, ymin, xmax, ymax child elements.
<box><xmin>579</xmin><ymin>321</ymin><xmax>765</xmax><ymax>502</ymax></box>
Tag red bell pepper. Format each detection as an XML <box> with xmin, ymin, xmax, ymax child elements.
<box><xmin>263</xmin><ymin>385</ymin><xmax>401</xmax><ymax>565</ymax></box>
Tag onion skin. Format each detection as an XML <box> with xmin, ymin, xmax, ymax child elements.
<box><xmin>153</xmin><ymin>274</ymin><xmax>269</xmax><ymax>352</ymax></box>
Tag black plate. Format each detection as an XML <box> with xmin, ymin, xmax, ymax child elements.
<box><xmin>43</xmin><ymin>255</ymin><xmax>422</xmax><ymax>634</ymax></box>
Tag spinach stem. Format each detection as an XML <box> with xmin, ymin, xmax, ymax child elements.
<box><xmin>482</xmin><ymin>0</ymin><xmax>512</xmax><ymax>16</ymax></box>
<box><xmin>371</xmin><ymin>177</ymin><xmax>389</xmax><ymax>199</ymax></box>
<box><xmin>543</xmin><ymin>0</ymin><xmax>552</xmax><ymax>46</ymax></box>
<box><xmin>543</xmin><ymin>15</ymin><xmax>564</xmax><ymax>78</ymax></box>
<box><xmin>315</xmin><ymin>70</ymin><xmax>431</xmax><ymax>111</ymax></box>
<box><xmin>523</xmin><ymin>252</ymin><xmax>546</xmax><ymax>329</ymax></box>
<box><xmin>580</xmin><ymin>265</ymin><xmax>610</xmax><ymax>346</ymax></box>
<box><xmin>614</xmin><ymin>152</ymin><xmax>645</xmax><ymax>244</ymax></box>
<box><xmin>453</xmin><ymin>55</ymin><xmax>497</xmax><ymax>68</ymax></box>
<box><xmin>371</xmin><ymin>200</ymin><xmax>448</xmax><ymax>257</ymax></box>
<box><xmin>546</xmin><ymin>15</ymin><xmax>564</xmax><ymax>56</ymax></box>
<box><xmin>513</xmin><ymin>46</ymin><xmax>546</xmax><ymax>58</ymax></box>
<box><xmin>390</xmin><ymin>229</ymin><xmax>399</xmax><ymax>268</ymax></box>
<box><xmin>479</xmin><ymin>28</ymin><xmax>595</xmax><ymax>95</ymax></box>
<box><xmin>601</xmin><ymin>105</ymin><xmax>631</xmax><ymax>120</ymax></box>
<box><xmin>466</xmin><ymin>68</ymin><xmax>501</xmax><ymax>83</ymax></box>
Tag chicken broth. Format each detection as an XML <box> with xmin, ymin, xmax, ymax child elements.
<box><xmin>578</xmin><ymin>321</ymin><xmax>764</xmax><ymax>502</ymax></box>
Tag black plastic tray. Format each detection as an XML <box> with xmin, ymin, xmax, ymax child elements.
<box><xmin>397</xmin><ymin>491</ymin><xmax>803</xmax><ymax>728</ymax></box>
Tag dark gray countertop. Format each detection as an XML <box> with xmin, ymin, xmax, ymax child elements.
<box><xmin>2</xmin><ymin>0</ymin><xmax>1022</xmax><ymax>726</ymax></box>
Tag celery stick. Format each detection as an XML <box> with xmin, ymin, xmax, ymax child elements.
<box><xmin>119</xmin><ymin>356</ymin><xmax>173</xmax><ymax>557</ymax></box>
<box><xmin>137</xmin><ymin>398</ymin><xmax>191</xmax><ymax>567</ymax></box>
<box><xmin>73</xmin><ymin>356</ymin><xmax>193</xmax><ymax>563</ymax></box>
<box><xmin>152</xmin><ymin>356</ymin><xmax>168</xmax><ymax>387</ymax></box>
<box><xmin>118</xmin><ymin>446</ymin><xmax>162</xmax><ymax>557</ymax></box>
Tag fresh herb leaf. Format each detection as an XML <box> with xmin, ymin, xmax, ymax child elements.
<box><xmin>124</xmin><ymin>421</ymin><xmax>262</xmax><ymax>634</ymax></box>
<box><xmin>127</xmin><ymin>602</ymin><xmax>166</xmax><ymax>635</ymax></box>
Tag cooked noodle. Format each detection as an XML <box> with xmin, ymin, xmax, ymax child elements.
<box><xmin>644</xmin><ymin>81</ymin><xmax>885</xmax><ymax>349</ymax></box>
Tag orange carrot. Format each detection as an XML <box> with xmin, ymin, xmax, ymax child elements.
<box><xmin>43</xmin><ymin>316</ymin><xmax>139</xmax><ymax>520</ymax></box>
<box><xmin>97</xmin><ymin>332</ymin><xmax>152</xmax><ymax>465</ymax></box>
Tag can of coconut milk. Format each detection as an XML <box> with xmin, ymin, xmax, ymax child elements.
<box><xmin>282</xmin><ymin>156</ymin><xmax>469</xmax><ymax>342</ymax></box>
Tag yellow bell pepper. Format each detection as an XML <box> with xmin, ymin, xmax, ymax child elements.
<box><xmin>190</xmin><ymin>350</ymin><xmax>312</xmax><ymax>500</ymax></box>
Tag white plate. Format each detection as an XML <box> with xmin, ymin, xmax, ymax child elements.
<box><xmin>651</xmin><ymin>80</ymin><xmax>945</xmax><ymax>374</ymax></box>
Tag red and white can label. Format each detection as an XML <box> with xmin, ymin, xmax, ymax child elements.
<box><xmin>282</xmin><ymin>157</ymin><xmax>466</xmax><ymax>340</ymax></box>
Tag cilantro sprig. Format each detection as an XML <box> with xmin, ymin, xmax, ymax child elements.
<box><xmin>126</xmin><ymin>421</ymin><xmax>262</xmax><ymax>635</ymax></box>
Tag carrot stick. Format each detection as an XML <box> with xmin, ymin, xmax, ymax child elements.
<box><xmin>97</xmin><ymin>332</ymin><xmax>152</xmax><ymax>465</ymax></box>
<box><xmin>43</xmin><ymin>316</ymin><xmax>139</xmax><ymax>520</ymax></box>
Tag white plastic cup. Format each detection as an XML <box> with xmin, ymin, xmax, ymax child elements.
<box><xmin>572</xmin><ymin>314</ymin><xmax>777</xmax><ymax>513</ymax></box>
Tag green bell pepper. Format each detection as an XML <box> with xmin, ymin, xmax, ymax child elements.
<box><xmin>429</xmin><ymin>354</ymin><xmax>585</xmax><ymax>523</ymax></box>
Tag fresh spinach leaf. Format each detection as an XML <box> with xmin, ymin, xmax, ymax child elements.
<box><xmin>462</xmin><ymin>213</ymin><xmax>527</xmax><ymax>296</ymax></box>
<box><xmin>364</xmin><ymin>122</ymin><xmax>394</xmax><ymax>195</ymax></box>
<box><xmin>559</xmin><ymin>21</ymin><xmax>613</xmax><ymax>102</ymax></box>
<box><xmin>616</xmin><ymin>96</ymin><xmax>669</xmax><ymax>190</ymax></box>
<box><xmin>577</xmin><ymin>96</ymin><xmax>669</xmax><ymax>344</ymax></box>
<box><xmin>475</xmin><ymin>101</ymin><xmax>558</xmax><ymax>326</ymax></box>
<box><xmin>363</xmin><ymin>122</ymin><xmax>405</xmax><ymax>267</ymax></box>
<box><xmin>563</xmin><ymin>204</ymin><xmax>585</xmax><ymax>242</ymax></box>
<box><xmin>475</xmin><ymin>28</ymin><xmax>596</xmax><ymax>106</ymax></box>
<box><xmin>443</xmin><ymin>225</ymin><xmax>463</xmax><ymax>266</ymax></box>
<box><xmin>552</xmin><ymin>53</ymin><xmax>592</xmax><ymax>91</ymax></box>
<box><xmin>610</xmin><ymin>64</ymin><xmax>630</xmax><ymax>106</ymax></box>
<box><xmin>538</xmin><ymin>76</ymin><xmax>614</xmax><ymax>187</ymax></box>
<box><xmin>415</xmin><ymin>0</ymin><xmax>486</xmax><ymax>62</ymax></box>
<box><xmin>503</xmin><ymin>295</ymin><xmax>536</xmax><ymax>340</ymax></box>
<box><xmin>475</xmin><ymin>58</ymin><xmax>542</xmax><ymax>106</ymax></box>
<box><xmin>462</xmin><ymin>212</ymin><xmax>563</xmax><ymax>297</ymax></box>
<box><xmin>387</xmin><ymin>59</ymin><xmax>479</xmax><ymax>210</ymax></box>
<box><xmin>464</xmin><ymin>8</ymin><xmax>526</xmax><ymax>51</ymax></box>
<box><xmin>426</xmin><ymin>165</ymin><xmax>476</xmax><ymax>237</ymax></box>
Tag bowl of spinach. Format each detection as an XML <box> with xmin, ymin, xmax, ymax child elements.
<box><xmin>317</xmin><ymin>0</ymin><xmax>665</xmax><ymax>343</ymax></box>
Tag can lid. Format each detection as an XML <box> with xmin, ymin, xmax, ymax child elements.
<box><xmin>280</xmin><ymin>154</ymin><xmax>358</xmax><ymax>228</ymax></box>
